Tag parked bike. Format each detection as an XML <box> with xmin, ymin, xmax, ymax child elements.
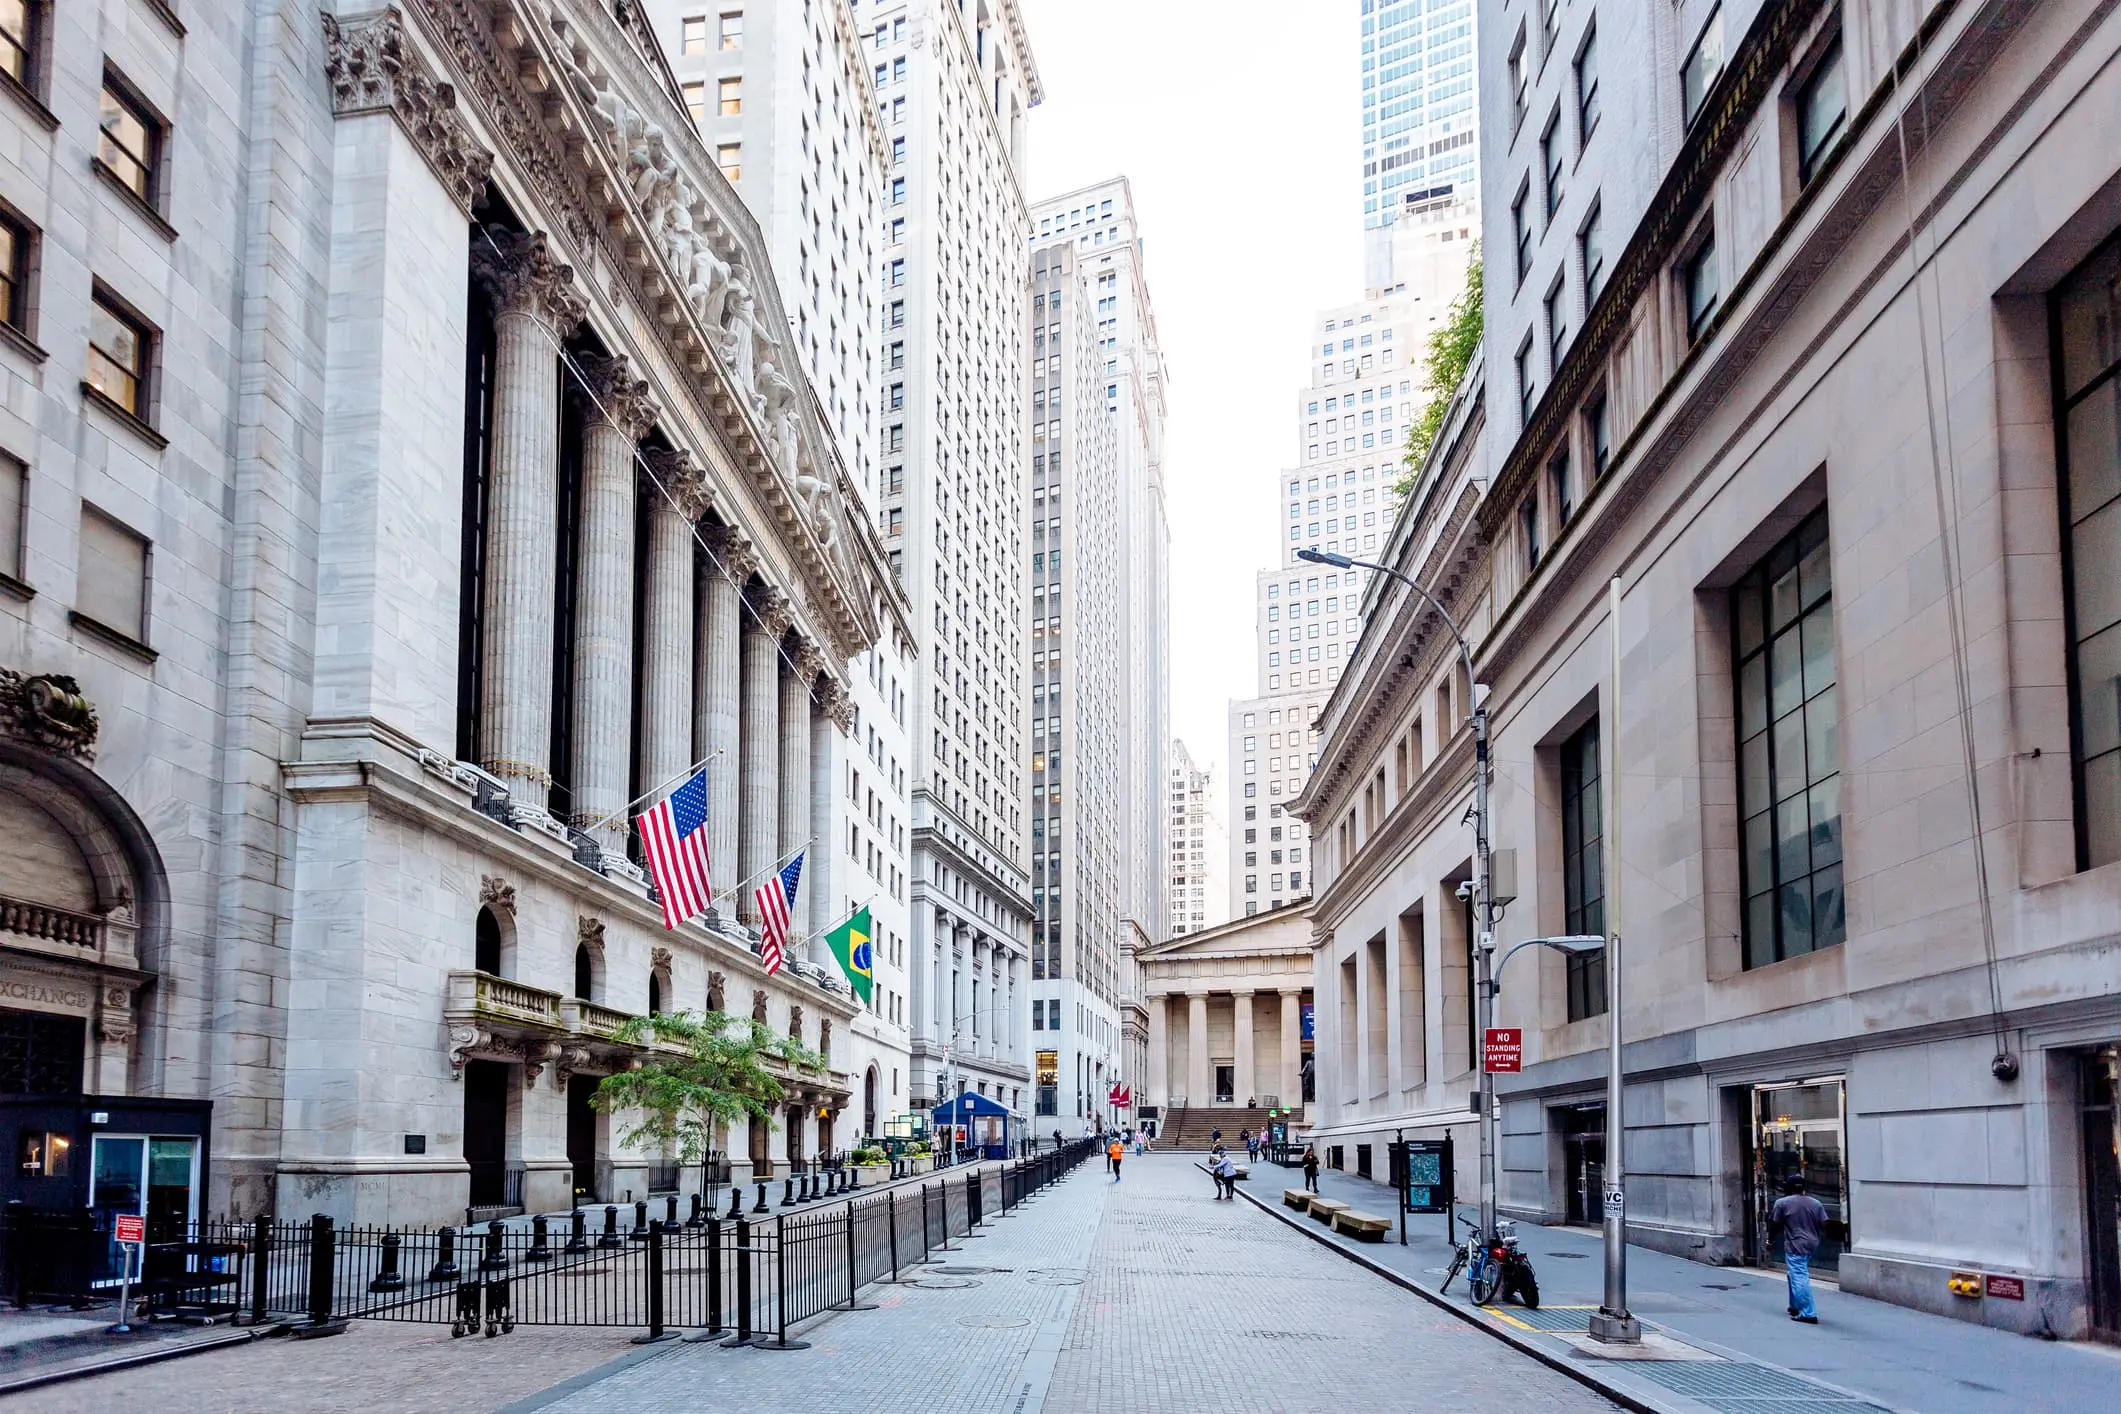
<box><xmin>1440</xmin><ymin>1218</ymin><xmax>1540</xmax><ymax>1308</ymax></box>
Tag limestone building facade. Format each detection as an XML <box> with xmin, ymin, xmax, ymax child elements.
<box><xmin>1302</xmin><ymin>0</ymin><xmax>2121</xmax><ymax>1342</ymax></box>
<box><xmin>1137</xmin><ymin>904</ymin><xmax>1315</xmax><ymax>1135</ymax></box>
<box><xmin>1166</xmin><ymin>739</ymin><xmax>1227</xmax><ymax>938</ymax></box>
<box><xmin>0</xmin><ymin>0</ymin><xmax>908</xmax><ymax>1227</ymax></box>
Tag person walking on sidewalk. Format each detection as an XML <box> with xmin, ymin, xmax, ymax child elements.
<box><xmin>1301</xmin><ymin>1144</ymin><xmax>1321</xmax><ymax>1194</ymax></box>
<box><xmin>1108</xmin><ymin>1138</ymin><xmax>1126</xmax><ymax>1181</ymax></box>
<box><xmin>1770</xmin><ymin>1177</ymin><xmax>1829</xmax><ymax>1324</ymax></box>
<box><xmin>1213</xmin><ymin>1148</ymin><xmax>1239</xmax><ymax>1199</ymax></box>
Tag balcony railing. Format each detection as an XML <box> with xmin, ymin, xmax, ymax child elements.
<box><xmin>0</xmin><ymin>895</ymin><xmax>105</xmax><ymax>951</ymax></box>
<box><xmin>559</xmin><ymin>996</ymin><xmax>633</xmax><ymax>1040</ymax></box>
<box><xmin>445</xmin><ymin>970</ymin><xmax>565</xmax><ymax>1030</ymax></box>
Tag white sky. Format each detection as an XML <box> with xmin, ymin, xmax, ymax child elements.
<box><xmin>1018</xmin><ymin>1</ymin><xmax>1364</xmax><ymax>780</ymax></box>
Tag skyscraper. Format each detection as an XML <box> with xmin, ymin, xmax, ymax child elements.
<box><xmin>1166</xmin><ymin>741</ymin><xmax>1228</xmax><ymax>938</ymax></box>
<box><xmin>1361</xmin><ymin>0</ymin><xmax>1481</xmax><ymax>290</ymax></box>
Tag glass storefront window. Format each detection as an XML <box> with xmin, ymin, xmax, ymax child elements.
<box><xmin>1751</xmin><ymin>1078</ymin><xmax>1848</xmax><ymax>1272</ymax></box>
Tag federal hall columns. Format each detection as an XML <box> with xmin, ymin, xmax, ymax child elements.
<box><xmin>1150</xmin><ymin>986</ymin><xmax>1313</xmax><ymax>1109</ymax></box>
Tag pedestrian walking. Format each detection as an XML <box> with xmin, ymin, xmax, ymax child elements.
<box><xmin>1769</xmin><ymin>1177</ymin><xmax>1829</xmax><ymax>1324</ymax></box>
<box><xmin>1210</xmin><ymin>1127</ymin><xmax>1222</xmax><ymax>1147</ymax></box>
<box><xmin>1108</xmin><ymin>1138</ymin><xmax>1125</xmax><ymax>1182</ymax></box>
<box><xmin>1301</xmin><ymin>1144</ymin><xmax>1320</xmax><ymax>1193</ymax></box>
<box><xmin>1242</xmin><ymin>1129</ymin><xmax>1257</xmax><ymax>1163</ymax></box>
<box><xmin>1214</xmin><ymin>1148</ymin><xmax>1238</xmax><ymax>1199</ymax></box>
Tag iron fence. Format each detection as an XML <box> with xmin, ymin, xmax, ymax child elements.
<box><xmin>0</xmin><ymin>1140</ymin><xmax>1101</xmax><ymax>1344</ymax></box>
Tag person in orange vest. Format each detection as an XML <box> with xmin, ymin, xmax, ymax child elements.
<box><xmin>1107</xmin><ymin>1137</ymin><xmax>1125</xmax><ymax>1182</ymax></box>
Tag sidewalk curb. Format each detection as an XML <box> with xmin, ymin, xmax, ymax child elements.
<box><xmin>1228</xmin><ymin>1177</ymin><xmax>1677</xmax><ymax>1414</ymax></box>
<box><xmin>0</xmin><ymin>1325</ymin><xmax>261</xmax><ymax>1397</ymax></box>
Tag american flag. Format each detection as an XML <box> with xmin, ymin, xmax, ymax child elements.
<box><xmin>638</xmin><ymin>770</ymin><xmax>713</xmax><ymax>929</ymax></box>
<box><xmin>754</xmin><ymin>852</ymin><xmax>804</xmax><ymax>975</ymax></box>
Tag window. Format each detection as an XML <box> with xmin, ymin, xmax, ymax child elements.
<box><xmin>2054</xmin><ymin>235</ymin><xmax>2121</xmax><ymax>868</ymax></box>
<box><xmin>716</xmin><ymin>143</ymin><xmax>740</xmax><ymax>181</ymax></box>
<box><xmin>0</xmin><ymin>0</ymin><xmax>38</xmax><ymax>91</ymax></box>
<box><xmin>1684</xmin><ymin>231</ymin><xmax>1719</xmax><ymax>342</ymax></box>
<box><xmin>1580</xmin><ymin>200</ymin><xmax>1605</xmax><ymax>304</ymax></box>
<box><xmin>1539</xmin><ymin>0</ymin><xmax>1559</xmax><ymax>55</ymax></box>
<box><xmin>1733</xmin><ymin>507</ymin><xmax>1841</xmax><ymax>967</ymax></box>
<box><xmin>1795</xmin><ymin>36</ymin><xmax>1847</xmax><ymax>187</ymax></box>
<box><xmin>719</xmin><ymin>10</ymin><xmax>743</xmax><ymax>49</ymax></box>
<box><xmin>97</xmin><ymin>73</ymin><xmax>161</xmax><ymax>206</ymax></box>
<box><xmin>1515</xmin><ymin>337</ymin><xmax>1535</xmax><ymax>426</ymax></box>
<box><xmin>1560</xmin><ymin>719</ymin><xmax>1606</xmax><ymax>1019</ymax></box>
<box><xmin>1541</xmin><ymin>112</ymin><xmax>1564</xmax><ymax>219</ymax></box>
<box><xmin>1550</xmin><ymin>447</ymin><xmax>1573</xmax><ymax>525</ymax></box>
<box><xmin>1682</xmin><ymin>6</ymin><xmax>1725</xmax><ymax>129</ymax></box>
<box><xmin>717</xmin><ymin>77</ymin><xmax>741</xmax><ymax>116</ymax></box>
<box><xmin>1575</xmin><ymin>23</ymin><xmax>1600</xmax><ymax>142</ymax></box>
<box><xmin>683</xmin><ymin>82</ymin><xmax>707</xmax><ymax>123</ymax></box>
<box><xmin>1586</xmin><ymin>394</ymin><xmax>1610</xmax><ymax>479</ymax></box>
<box><xmin>87</xmin><ymin>287</ymin><xmax>150</xmax><ymax>419</ymax></box>
<box><xmin>1545</xmin><ymin>277</ymin><xmax>1568</xmax><ymax>369</ymax></box>
<box><xmin>76</xmin><ymin>503</ymin><xmax>149</xmax><ymax>644</ymax></box>
<box><xmin>1512</xmin><ymin>184</ymin><xmax>1531</xmax><ymax>280</ymax></box>
<box><xmin>1508</xmin><ymin>26</ymin><xmax>1529</xmax><ymax>131</ymax></box>
<box><xmin>0</xmin><ymin>204</ymin><xmax>30</xmax><ymax>336</ymax></box>
<box><xmin>680</xmin><ymin>15</ymin><xmax>708</xmax><ymax>53</ymax></box>
<box><xmin>0</xmin><ymin>452</ymin><xmax>22</xmax><ymax>583</ymax></box>
<box><xmin>1519</xmin><ymin>496</ymin><xmax>1541</xmax><ymax>573</ymax></box>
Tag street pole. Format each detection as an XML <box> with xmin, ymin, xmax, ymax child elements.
<box><xmin>1473</xmin><ymin>696</ymin><xmax>1497</xmax><ymax>1244</ymax></box>
<box><xmin>1589</xmin><ymin>575</ymin><xmax>1640</xmax><ymax>1343</ymax></box>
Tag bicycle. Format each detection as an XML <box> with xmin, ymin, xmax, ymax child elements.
<box><xmin>1440</xmin><ymin>1215</ymin><xmax>1540</xmax><ymax>1308</ymax></box>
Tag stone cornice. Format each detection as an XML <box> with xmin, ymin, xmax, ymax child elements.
<box><xmin>1305</xmin><ymin>729</ymin><xmax>1477</xmax><ymax>934</ymax></box>
<box><xmin>321</xmin><ymin>8</ymin><xmax>494</xmax><ymax>214</ymax></box>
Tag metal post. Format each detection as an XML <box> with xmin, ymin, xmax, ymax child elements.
<box><xmin>1589</xmin><ymin>576</ymin><xmax>1641</xmax><ymax>1344</ymax></box>
<box><xmin>564</xmin><ymin>1208</ymin><xmax>589</xmax><ymax>1255</ymax></box>
<box><xmin>525</xmin><ymin>1215</ymin><xmax>552</xmax><ymax>1263</ymax></box>
<box><xmin>248</xmin><ymin>1215</ymin><xmax>269</xmax><ymax>1325</ymax></box>
<box><xmin>370</xmin><ymin>1231</ymin><xmax>407</xmax><ymax>1292</ymax></box>
<box><xmin>727</xmin><ymin>1215</ymin><xmax>752</xmax><ymax>1347</ymax></box>
<box><xmin>305</xmin><ymin>1213</ymin><xmax>340</xmax><ymax>1333</ymax></box>
<box><xmin>429</xmin><ymin>1226</ymin><xmax>460</xmax><ymax>1282</ymax></box>
<box><xmin>633</xmin><ymin>1221</ymin><xmax>672</xmax><ymax>1343</ymax></box>
<box><xmin>1474</xmin><ymin>695</ymin><xmax>1497</xmax><ymax>1246</ymax></box>
<box><xmin>706</xmin><ymin>1214</ymin><xmax>724</xmax><ymax>1336</ymax></box>
<box><xmin>599</xmin><ymin>1205</ymin><xmax>622</xmax><ymax>1249</ymax></box>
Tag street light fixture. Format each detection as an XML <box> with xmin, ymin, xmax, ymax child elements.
<box><xmin>1294</xmin><ymin>545</ymin><xmax>1503</xmax><ymax>1248</ymax></box>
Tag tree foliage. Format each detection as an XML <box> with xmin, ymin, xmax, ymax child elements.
<box><xmin>1396</xmin><ymin>254</ymin><xmax>1484</xmax><ymax>496</ymax></box>
<box><xmin>592</xmin><ymin>1010</ymin><xmax>824</xmax><ymax>1162</ymax></box>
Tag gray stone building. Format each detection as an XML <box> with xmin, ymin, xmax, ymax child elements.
<box><xmin>0</xmin><ymin>0</ymin><xmax>901</xmax><ymax>1228</ymax></box>
<box><xmin>1302</xmin><ymin>0</ymin><xmax>2121</xmax><ymax>1343</ymax></box>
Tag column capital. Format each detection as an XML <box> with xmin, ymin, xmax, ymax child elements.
<box><xmin>789</xmin><ymin>635</ymin><xmax>826</xmax><ymax>683</ymax></box>
<box><xmin>472</xmin><ymin>226</ymin><xmax>586</xmax><ymax>333</ymax></box>
<box><xmin>573</xmin><ymin>351</ymin><xmax>659</xmax><ymax>438</ymax></box>
<box><xmin>702</xmin><ymin>521</ymin><xmax>760</xmax><ymax>581</ymax></box>
<box><xmin>641</xmin><ymin>446</ymin><xmax>711</xmax><ymax>522</ymax></box>
<box><xmin>1279</xmin><ymin>986</ymin><xmax>1307</xmax><ymax>999</ymax></box>
<box><xmin>747</xmin><ymin>584</ymin><xmax>794</xmax><ymax>639</ymax></box>
<box><xmin>819</xmin><ymin>677</ymin><xmax>857</xmax><ymax>732</ymax></box>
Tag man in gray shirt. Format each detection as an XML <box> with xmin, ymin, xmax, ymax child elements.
<box><xmin>1770</xmin><ymin>1177</ymin><xmax>1830</xmax><ymax>1323</ymax></box>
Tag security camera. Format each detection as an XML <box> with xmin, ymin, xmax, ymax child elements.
<box><xmin>1454</xmin><ymin>880</ymin><xmax>1474</xmax><ymax>901</ymax></box>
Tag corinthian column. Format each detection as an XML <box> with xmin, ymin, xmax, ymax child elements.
<box><xmin>471</xmin><ymin>226</ymin><xmax>585</xmax><ymax>810</ymax></box>
<box><xmin>640</xmin><ymin>448</ymin><xmax>707</xmax><ymax>800</ymax></box>
<box><xmin>779</xmin><ymin>638</ymin><xmax>820</xmax><ymax>930</ymax></box>
<box><xmin>739</xmin><ymin>586</ymin><xmax>792</xmax><ymax>921</ymax></box>
<box><xmin>809</xmin><ymin>680</ymin><xmax>848</xmax><ymax>960</ymax></box>
<box><xmin>697</xmin><ymin>526</ymin><xmax>755</xmax><ymax>904</ymax></box>
<box><xmin>567</xmin><ymin>354</ymin><xmax>654</xmax><ymax>858</ymax></box>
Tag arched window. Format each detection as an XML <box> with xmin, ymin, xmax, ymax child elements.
<box><xmin>647</xmin><ymin>971</ymin><xmax>662</xmax><ymax>1016</ymax></box>
<box><xmin>574</xmin><ymin>944</ymin><xmax>594</xmax><ymax>1001</ymax></box>
<box><xmin>475</xmin><ymin>907</ymin><xmax>503</xmax><ymax>975</ymax></box>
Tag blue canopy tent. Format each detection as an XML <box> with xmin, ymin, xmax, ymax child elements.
<box><xmin>930</xmin><ymin>1092</ymin><xmax>1014</xmax><ymax>1161</ymax></box>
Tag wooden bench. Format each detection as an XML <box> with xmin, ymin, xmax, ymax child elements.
<box><xmin>1282</xmin><ymin>1188</ymin><xmax>1313</xmax><ymax>1211</ymax></box>
<box><xmin>1307</xmin><ymin>1198</ymin><xmax>1349</xmax><ymax>1225</ymax></box>
<box><xmin>1331</xmin><ymin>1209</ymin><xmax>1392</xmax><ymax>1243</ymax></box>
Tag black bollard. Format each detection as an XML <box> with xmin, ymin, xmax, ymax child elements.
<box><xmin>726</xmin><ymin>1215</ymin><xmax>754</xmax><ymax>1347</ymax></box>
<box><xmin>847</xmin><ymin>1165</ymin><xmax>860</xmax><ymax>1193</ymax></box>
<box><xmin>631</xmin><ymin>1199</ymin><xmax>650</xmax><ymax>1241</ymax></box>
<box><xmin>688</xmin><ymin>1193</ymin><xmax>705</xmax><ymax>1228</ymax></box>
<box><xmin>428</xmin><ymin>1226</ymin><xmax>460</xmax><ymax>1283</ymax></box>
<box><xmin>369</xmin><ymin>1230</ymin><xmax>407</xmax><ymax>1293</ymax></box>
<box><xmin>526</xmin><ymin>1214</ymin><xmax>553</xmax><ymax>1263</ymax></box>
<box><xmin>599</xmin><ymin>1204</ymin><xmax>623</xmax><ymax>1250</ymax></box>
<box><xmin>480</xmin><ymin>1218</ymin><xmax>509</xmax><ymax>1273</ymax></box>
<box><xmin>780</xmin><ymin>1177</ymin><xmax>795</xmax><ymax>1207</ymax></box>
<box><xmin>564</xmin><ymin>1207</ymin><xmax>590</xmax><ymax>1254</ymax></box>
<box><xmin>751</xmin><ymin>1180</ymin><xmax>768</xmax><ymax>1214</ymax></box>
<box><xmin>727</xmin><ymin>1184</ymin><xmax>743</xmax><ymax>1220</ymax></box>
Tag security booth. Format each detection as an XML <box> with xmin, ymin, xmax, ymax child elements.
<box><xmin>930</xmin><ymin>1092</ymin><xmax>1013</xmax><ymax>1160</ymax></box>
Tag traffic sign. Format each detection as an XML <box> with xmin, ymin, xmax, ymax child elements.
<box><xmin>1482</xmin><ymin>1027</ymin><xmax>1523</xmax><ymax>1073</ymax></box>
<box><xmin>114</xmin><ymin>1214</ymin><xmax>145</xmax><ymax>1245</ymax></box>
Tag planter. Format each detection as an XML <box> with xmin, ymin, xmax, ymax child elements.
<box><xmin>855</xmin><ymin>1163</ymin><xmax>889</xmax><ymax>1185</ymax></box>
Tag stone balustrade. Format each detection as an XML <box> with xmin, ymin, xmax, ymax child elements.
<box><xmin>0</xmin><ymin>895</ymin><xmax>106</xmax><ymax>951</ymax></box>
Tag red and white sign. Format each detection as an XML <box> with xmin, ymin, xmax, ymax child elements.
<box><xmin>1482</xmin><ymin>1027</ymin><xmax>1524</xmax><ymax>1074</ymax></box>
<box><xmin>1107</xmin><ymin>1084</ymin><xmax>1132</xmax><ymax>1109</ymax></box>
<box><xmin>113</xmin><ymin>1214</ymin><xmax>146</xmax><ymax>1245</ymax></box>
<box><xmin>1984</xmin><ymin>1274</ymin><xmax>2026</xmax><ymax>1301</ymax></box>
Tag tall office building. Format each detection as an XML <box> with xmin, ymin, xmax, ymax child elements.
<box><xmin>1031</xmin><ymin>181</ymin><xmax>1172</xmax><ymax>949</ymax></box>
<box><xmin>1166</xmin><ymin>742</ymin><xmax>1228</xmax><ymax>937</ymax></box>
<box><xmin>869</xmin><ymin>0</ymin><xmax>1041</xmax><ymax>1117</ymax></box>
<box><xmin>650</xmin><ymin>0</ymin><xmax>917</xmax><ymax>1139</ymax></box>
<box><xmin>1361</xmin><ymin>0</ymin><xmax>1480</xmax><ymax>290</ymax></box>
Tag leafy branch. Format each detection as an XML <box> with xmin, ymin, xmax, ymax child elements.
<box><xmin>592</xmin><ymin>1010</ymin><xmax>824</xmax><ymax>1163</ymax></box>
<box><xmin>1395</xmin><ymin>253</ymin><xmax>1483</xmax><ymax>497</ymax></box>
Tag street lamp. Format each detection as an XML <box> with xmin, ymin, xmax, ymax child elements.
<box><xmin>1296</xmin><ymin>545</ymin><xmax>1502</xmax><ymax>1245</ymax></box>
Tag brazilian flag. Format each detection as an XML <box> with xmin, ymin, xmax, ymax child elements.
<box><xmin>827</xmin><ymin>906</ymin><xmax>874</xmax><ymax>1004</ymax></box>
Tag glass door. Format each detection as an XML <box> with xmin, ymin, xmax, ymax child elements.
<box><xmin>2084</xmin><ymin>1047</ymin><xmax>2119</xmax><ymax>1344</ymax></box>
<box><xmin>87</xmin><ymin>1135</ymin><xmax>198</xmax><ymax>1284</ymax></box>
<box><xmin>1751</xmin><ymin>1079</ymin><xmax>1848</xmax><ymax>1272</ymax></box>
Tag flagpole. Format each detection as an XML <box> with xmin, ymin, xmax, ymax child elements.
<box><xmin>802</xmin><ymin>894</ymin><xmax>879</xmax><ymax>949</ymax></box>
<box><xmin>730</xmin><ymin>836</ymin><xmax>819</xmax><ymax>899</ymax></box>
<box><xmin>578</xmin><ymin>748</ymin><xmax>726</xmax><ymax>835</ymax></box>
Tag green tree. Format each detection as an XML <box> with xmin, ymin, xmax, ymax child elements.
<box><xmin>1396</xmin><ymin>254</ymin><xmax>1483</xmax><ymax>496</ymax></box>
<box><xmin>592</xmin><ymin>1010</ymin><xmax>823</xmax><ymax>1162</ymax></box>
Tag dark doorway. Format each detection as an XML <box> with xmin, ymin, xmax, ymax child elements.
<box><xmin>567</xmin><ymin>1072</ymin><xmax>599</xmax><ymax>1204</ymax></box>
<box><xmin>463</xmin><ymin>1059</ymin><xmax>510</xmax><ymax>1206</ymax></box>
<box><xmin>1559</xmin><ymin>1104</ymin><xmax>1606</xmax><ymax>1225</ymax></box>
<box><xmin>786</xmin><ymin>1105</ymin><xmax>806</xmax><ymax>1168</ymax></box>
<box><xmin>749</xmin><ymin>1114</ymin><xmax>769</xmax><ymax>1177</ymax></box>
<box><xmin>1214</xmin><ymin>1063</ymin><xmax>1234</xmax><ymax>1103</ymax></box>
<box><xmin>475</xmin><ymin>909</ymin><xmax>503</xmax><ymax>975</ymax></box>
<box><xmin>574</xmin><ymin>945</ymin><xmax>594</xmax><ymax>1000</ymax></box>
<box><xmin>2084</xmin><ymin>1047</ymin><xmax>2119</xmax><ymax>1344</ymax></box>
<box><xmin>863</xmin><ymin>1067</ymin><xmax>878</xmax><ymax>1141</ymax></box>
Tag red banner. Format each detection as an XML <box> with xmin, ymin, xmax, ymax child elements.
<box><xmin>1107</xmin><ymin>1084</ymin><xmax>1132</xmax><ymax>1108</ymax></box>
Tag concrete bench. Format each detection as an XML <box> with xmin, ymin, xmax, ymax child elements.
<box><xmin>1232</xmin><ymin>1165</ymin><xmax>1250</xmax><ymax>1182</ymax></box>
<box><xmin>1307</xmin><ymin>1198</ymin><xmax>1350</xmax><ymax>1224</ymax></box>
<box><xmin>1283</xmin><ymin>1188</ymin><xmax>1313</xmax><ymax>1211</ymax></box>
<box><xmin>1331</xmin><ymin>1209</ymin><xmax>1392</xmax><ymax>1243</ymax></box>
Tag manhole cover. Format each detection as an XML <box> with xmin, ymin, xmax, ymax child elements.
<box><xmin>935</xmin><ymin>1266</ymin><xmax>1001</xmax><ymax>1275</ymax></box>
<box><xmin>1545</xmin><ymin>1251</ymin><xmax>1590</xmax><ymax>1259</ymax></box>
<box><xmin>1027</xmin><ymin>1267</ymin><xmax>1088</xmax><ymax>1279</ymax></box>
<box><xmin>1027</xmin><ymin>1276</ymin><xmax>1083</xmax><ymax>1287</ymax></box>
<box><xmin>911</xmin><ymin>1277</ymin><xmax>981</xmax><ymax>1289</ymax></box>
<box><xmin>956</xmin><ymin>1315</ymin><xmax>1032</xmax><ymax>1330</ymax></box>
<box><xmin>1701</xmin><ymin>1282</ymin><xmax>1743</xmax><ymax>1290</ymax></box>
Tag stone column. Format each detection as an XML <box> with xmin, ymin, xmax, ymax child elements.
<box><xmin>566</xmin><ymin>353</ymin><xmax>654</xmax><ymax>858</ymax></box>
<box><xmin>1280</xmin><ymin>988</ymin><xmax>1304</xmax><ymax>1111</ymax></box>
<box><xmin>1186</xmin><ymin>991</ymin><xmax>1209</xmax><ymax>1108</ymax></box>
<box><xmin>739</xmin><ymin>586</ymin><xmax>791</xmax><ymax>921</ymax></box>
<box><xmin>1233</xmin><ymin>990</ymin><xmax>1256</xmax><ymax>1106</ymax></box>
<box><xmin>639</xmin><ymin>449</ymin><xmax>706</xmax><ymax>800</ymax></box>
<box><xmin>471</xmin><ymin>226</ymin><xmax>585</xmax><ymax>809</ymax></box>
<box><xmin>810</xmin><ymin>680</ymin><xmax>847</xmax><ymax>963</ymax></box>
<box><xmin>779</xmin><ymin>638</ymin><xmax>819</xmax><ymax>930</ymax></box>
<box><xmin>1146</xmin><ymin>992</ymin><xmax>1169</xmax><ymax>1108</ymax></box>
<box><xmin>696</xmin><ymin>526</ymin><xmax>754</xmax><ymax>904</ymax></box>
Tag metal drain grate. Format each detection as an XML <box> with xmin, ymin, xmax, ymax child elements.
<box><xmin>1484</xmin><ymin>1303</ymin><xmax>1601</xmax><ymax>1333</ymax></box>
<box><xmin>1626</xmin><ymin>1362</ymin><xmax>1887</xmax><ymax>1410</ymax></box>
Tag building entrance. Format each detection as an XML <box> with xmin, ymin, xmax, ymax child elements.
<box><xmin>1748</xmin><ymin>1077</ymin><xmax>1848</xmax><ymax>1272</ymax></box>
<box><xmin>463</xmin><ymin>1059</ymin><xmax>511</xmax><ymax>1208</ymax></box>
<box><xmin>2083</xmin><ymin>1046</ymin><xmax>2119</xmax><ymax>1344</ymax></box>
<box><xmin>566</xmin><ymin>1073</ymin><xmax>599</xmax><ymax>1203</ymax></box>
<box><xmin>1558</xmin><ymin>1104</ymin><xmax>1605</xmax><ymax>1225</ymax></box>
